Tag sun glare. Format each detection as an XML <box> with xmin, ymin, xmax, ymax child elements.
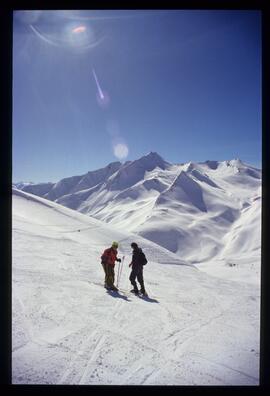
<box><xmin>72</xmin><ymin>25</ymin><xmax>86</xmax><ymax>34</ymax></box>
<box><xmin>113</xmin><ymin>143</ymin><xmax>129</xmax><ymax>159</ymax></box>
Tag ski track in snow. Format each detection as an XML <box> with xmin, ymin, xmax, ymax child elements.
<box><xmin>12</xmin><ymin>189</ymin><xmax>260</xmax><ymax>385</ymax></box>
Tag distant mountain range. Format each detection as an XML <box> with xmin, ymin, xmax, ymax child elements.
<box><xmin>14</xmin><ymin>152</ymin><xmax>261</xmax><ymax>266</ymax></box>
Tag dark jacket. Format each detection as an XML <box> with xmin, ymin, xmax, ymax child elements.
<box><xmin>131</xmin><ymin>247</ymin><xmax>146</xmax><ymax>268</ymax></box>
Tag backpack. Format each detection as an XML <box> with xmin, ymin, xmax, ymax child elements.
<box><xmin>140</xmin><ymin>251</ymin><xmax>148</xmax><ymax>265</ymax></box>
<box><xmin>101</xmin><ymin>247</ymin><xmax>117</xmax><ymax>265</ymax></box>
<box><xmin>101</xmin><ymin>249</ymin><xmax>109</xmax><ymax>264</ymax></box>
<box><xmin>101</xmin><ymin>254</ymin><xmax>107</xmax><ymax>264</ymax></box>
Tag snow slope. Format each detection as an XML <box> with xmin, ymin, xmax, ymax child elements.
<box><xmin>17</xmin><ymin>153</ymin><xmax>261</xmax><ymax>283</ymax></box>
<box><xmin>12</xmin><ymin>188</ymin><xmax>260</xmax><ymax>385</ymax></box>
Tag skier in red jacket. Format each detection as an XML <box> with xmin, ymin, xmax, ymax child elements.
<box><xmin>101</xmin><ymin>241</ymin><xmax>121</xmax><ymax>291</ymax></box>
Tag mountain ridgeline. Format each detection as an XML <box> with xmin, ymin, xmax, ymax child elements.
<box><xmin>15</xmin><ymin>152</ymin><xmax>261</xmax><ymax>266</ymax></box>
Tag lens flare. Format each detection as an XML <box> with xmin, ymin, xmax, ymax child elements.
<box><xmin>96</xmin><ymin>91</ymin><xmax>110</xmax><ymax>108</ymax></box>
<box><xmin>92</xmin><ymin>68</ymin><xmax>110</xmax><ymax>108</ymax></box>
<box><xmin>113</xmin><ymin>143</ymin><xmax>129</xmax><ymax>159</ymax></box>
<box><xmin>72</xmin><ymin>25</ymin><xmax>86</xmax><ymax>34</ymax></box>
<box><xmin>92</xmin><ymin>68</ymin><xmax>103</xmax><ymax>98</ymax></box>
<box><xmin>29</xmin><ymin>21</ymin><xmax>104</xmax><ymax>52</ymax></box>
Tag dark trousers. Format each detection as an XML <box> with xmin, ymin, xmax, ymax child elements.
<box><xmin>129</xmin><ymin>265</ymin><xmax>145</xmax><ymax>292</ymax></box>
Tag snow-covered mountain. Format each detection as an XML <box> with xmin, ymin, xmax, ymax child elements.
<box><xmin>12</xmin><ymin>188</ymin><xmax>260</xmax><ymax>385</ymax></box>
<box><xmin>16</xmin><ymin>152</ymin><xmax>261</xmax><ymax>280</ymax></box>
<box><xmin>13</xmin><ymin>181</ymin><xmax>35</xmax><ymax>190</ymax></box>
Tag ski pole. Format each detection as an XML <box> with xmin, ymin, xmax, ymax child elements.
<box><xmin>118</xmin><ymin>255</ymin><xmax>125</xmax><ymax>288</ymax></box>
<box><xmin>116</xmin><ymin>258</ymin><xmax>121</xmax><ymax>287</ymax></box>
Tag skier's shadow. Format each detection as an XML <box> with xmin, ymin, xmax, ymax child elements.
<box><xmin>106</xmin><ymin>290</ymin><xmax>130</xmax><ymax>301</ymax></box>
<box><xmin>139</xmin><ymin>295</ymin><xmax>159</xmax><ymax>303</ymax></box>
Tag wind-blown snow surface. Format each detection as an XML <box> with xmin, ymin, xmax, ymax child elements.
<box><xmin>12</xmin><ymin>188</ymin><xmax>260</xmax><ymax>385</ymax></box>
<box><xmin>16</xmin><ymin>153</ymin><xmax>261</xmax><ymax>284</ymax></box>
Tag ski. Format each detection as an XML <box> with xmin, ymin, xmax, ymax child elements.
<box><xmin>122</xmin><ymin>289</ymin><xmax>149</xmax><ymax>298</ymax></box>
<box><xmin>92</xmin><ymin>282</ymin><xmax>154</xmax><ymax>300</ymax></box>
<box><xmin>139</xmin><ymin>292</ymin><xmax>149</xmax><ymax>298</ymax></box>
<box><xmin>106</xmin><ymin>288</ymin><xmax>130</xmax><ymax>300</ymax></box>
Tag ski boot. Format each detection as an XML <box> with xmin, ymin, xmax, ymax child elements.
<box><xmin>109</xmin><ymin>285</ymin><xmax>118</xmax><ymax>291</ymax></box>
<box><xmin>140</xmin><ymin>289</ymin><xmax>148</xmax><ymax>297</ymax></box>
<box><xmin>130</xmin><ymin>289</ymin><xmax>139</xmax><ymax>295</ymax></box>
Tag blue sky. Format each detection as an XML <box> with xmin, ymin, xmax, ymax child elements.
<box><xmin>13</xmin><ymin>10</ymin><xmax>261</xmax><ymax>183</ymax></box>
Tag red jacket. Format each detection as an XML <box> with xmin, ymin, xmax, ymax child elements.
<box><xmin>101</xmin><ymin>247</ymin><xmax>118</xmax><ymax>266</ymax></box>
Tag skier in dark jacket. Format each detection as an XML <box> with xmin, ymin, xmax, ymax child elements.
<box><xmin>129</xmin><ymin>242</ymin><xmax>147</xmax><ymax>296</ymax></box>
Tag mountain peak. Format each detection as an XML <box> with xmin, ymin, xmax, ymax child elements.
<box><xmin>227</xmin><ymin>158</ymin><xmax>243</xmax><ymax>166</ymax></box>
<box><xmin>138</xmin><ymin>152</ymin><xmax>170</xmax><ymax>169</ymax></box>
<box><xmin>106</xmin><ymin>161</ymin><xmax>122</xmax><ymax>168</ymax></box>
<box><xmin>105</xmin><ymin>152</ymin><xmax>169</xmax><ymax>191</ymax></box>
<box><xmin>144</xmin><ymin>151</ymin><xmax>165</xmax><ymax>160</ymax></box>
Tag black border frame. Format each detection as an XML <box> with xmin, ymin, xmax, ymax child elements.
<box><xmin>1</xmin><ymin>1</ymin><xmax>269</xmax><ymax>393</ymax></box>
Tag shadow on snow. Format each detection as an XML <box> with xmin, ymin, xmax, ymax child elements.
<box><xmin>106</xmin><ymin>289</ymin><xmax>159</xmax><ymax>303</ymax></box>
<box><xmin>138</xmin><ymin>295</ymin><xmax>159</xmax><ymax>303</ymax></box>
<box><xmin>106</xmin><ymin>290</ymin><xmax>130</xmax><ymax>301</ymax></box>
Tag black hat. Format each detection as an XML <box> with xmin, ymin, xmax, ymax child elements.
<box><xmin>131</xmin><ymin>242</ymin><xmax>138</xmax><ymax>249</ymax></box>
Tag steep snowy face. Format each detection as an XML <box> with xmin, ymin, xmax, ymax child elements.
<box><xmin>204</xmin><ymin>160</ymin><xmax>219</xmax><ymax>170</ymax></box>
<box><xmin>206</xmin><ymin>159</ymin><xmax>260</xmax><ymax>185</ymax></box>
<box><xmin>46</xmin><ymin>162</ymin><xmax>122</xmax><ymax>201</ymax></box>
<box><xmin>189</xmin><ymin>169</ymin><xmax>220</xmax><ymax>188</ymax></box>
<box><xmin>105</xmin><ymin>152</ymin><xmax>170</xmax><ymax>191</ymax></box>
<box><xmin>21</xmin><ymin>182</ymin><xmax>54</xmax><ymax>196</ymax></box>
<box><xmin>135</xmin><ymin>160</ymin><xmax>261</xmax><ymax>266</ymax></box>
<box><xmin>219</xmin><ymin>196</ymin><xmax>261</xmax><ymax>260</ymax></box>
<box><xmin>20</xmin><ymin>162</ymin><xmax>122</xmax><ymax>201</ymax></box>
<box><xmin>157</xmin><ymin>170</ymin><xmax>207</xmax><ymax>212</ymax></box>
<box><xmin>71</xmin><ymin>162</ymin><xmax>122</xmax><ymax>194</ymax></box>
<box><xmin>56</xmin><ymin>184</ymin><xmax>103</xmax><ymax>210</ymax></box>
<box><xmin>46</xmin><ymin>176</ymin><xmax>83</xmax><ymax>201</ymax></box>
<box><xmin>110</xmin><ymin>176</ymin><xmax>168</xmax><ymax>203</ymax></box>
<box><xmin>14</xmin><ymin>181</ymin><xmax>35</xmax><ymax>190</ymax></box>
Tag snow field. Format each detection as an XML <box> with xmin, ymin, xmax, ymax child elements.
<box><xmin>12</xmin><ymin>189</ymin><xmax>260</xmax><ymax>385</ymax></box>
